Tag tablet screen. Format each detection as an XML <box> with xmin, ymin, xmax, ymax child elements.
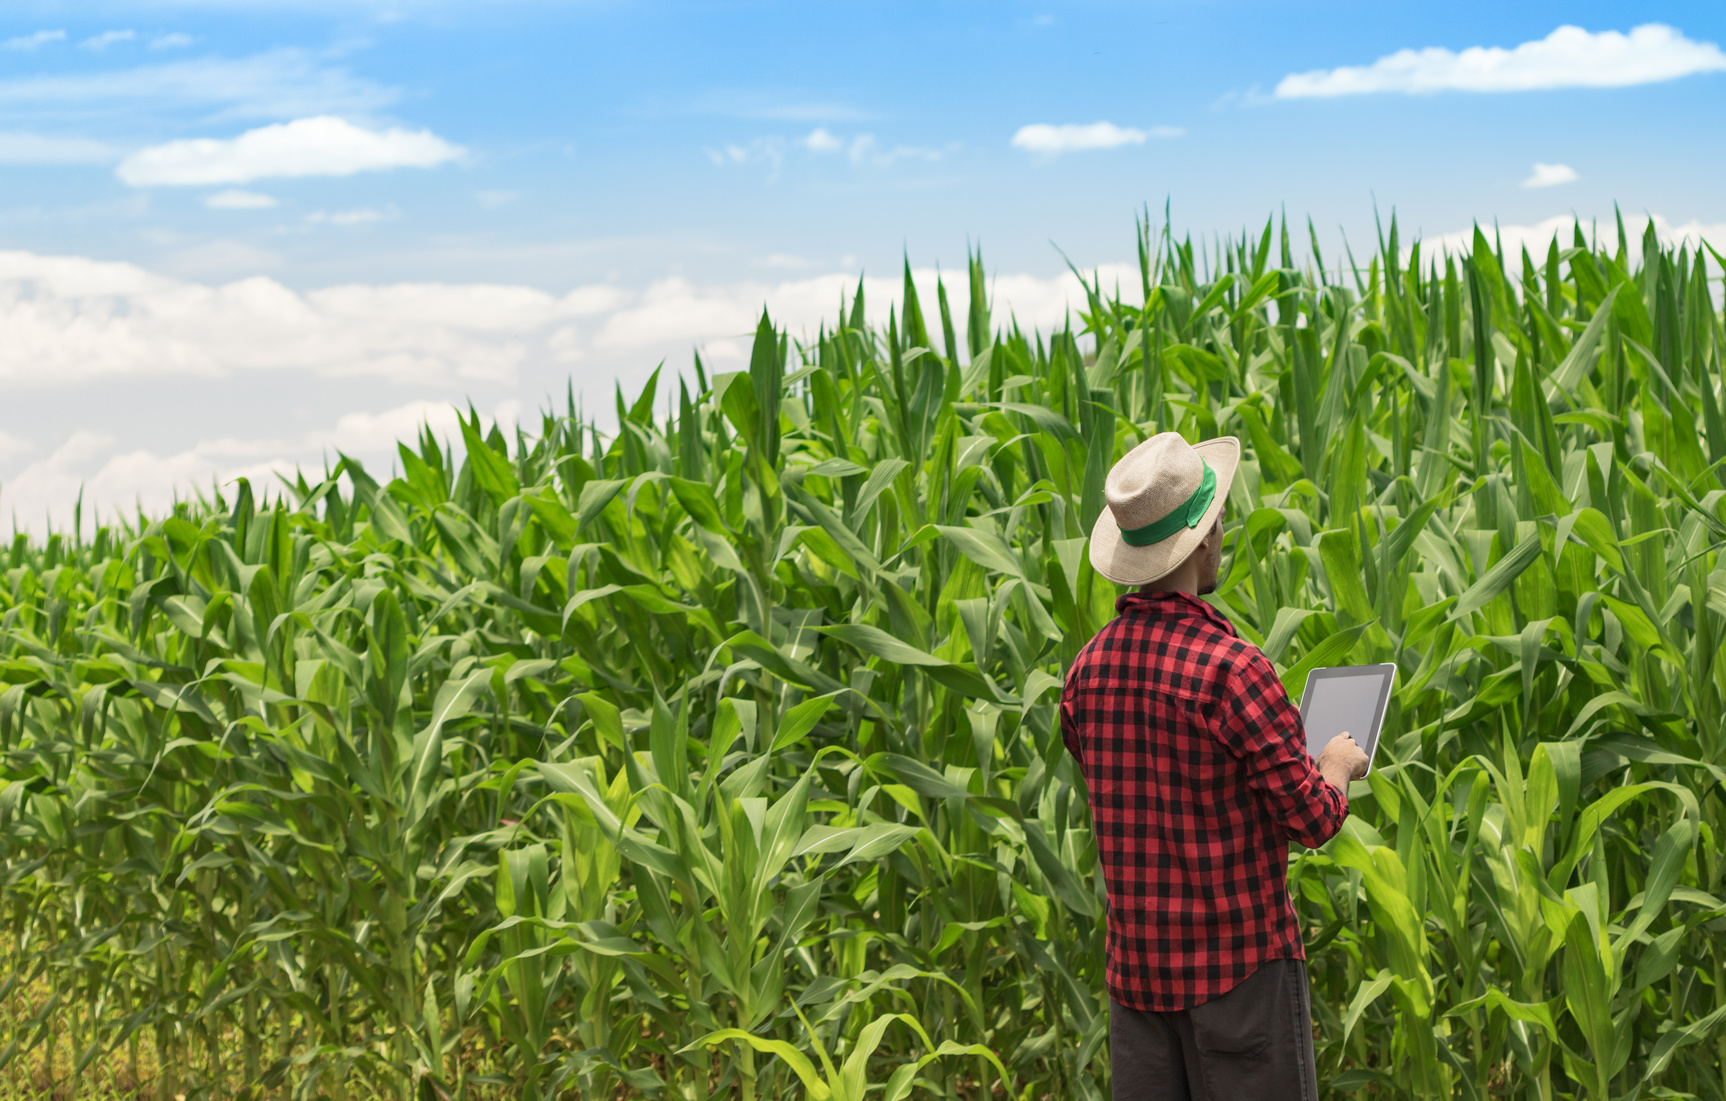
<box><xmin>1301</xmin><ymin>665</ymin><xmax>1395</xmax><ymax>763</ymax></box>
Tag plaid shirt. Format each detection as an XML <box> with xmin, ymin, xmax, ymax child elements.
<box><xmin>1060</xmin><ymin>590</ymin><xmax>1348</xmax><ymax>1012</ymax></box>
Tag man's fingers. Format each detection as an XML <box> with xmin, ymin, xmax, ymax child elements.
<box><xmin>1317</xmin><ymin>732</ymin><xmax>1371</xmax><ymax>779</ymax></box>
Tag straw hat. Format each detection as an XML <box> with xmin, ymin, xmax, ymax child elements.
<box><xmin>1088</xmin><ymin>432</ymin><xmax>1240</xmax><ymax>586</ymax></box>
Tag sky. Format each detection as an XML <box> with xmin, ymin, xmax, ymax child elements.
<box><xmin>1</xmin><ymin>0</ymin><xmax>1724</xmax><ymax>532</ymax></box>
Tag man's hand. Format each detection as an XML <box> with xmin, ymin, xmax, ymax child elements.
<box><xmin>1317</xmin><ymin>733</ymin><xmax>1370</xmax><ymax>793</ymax></box>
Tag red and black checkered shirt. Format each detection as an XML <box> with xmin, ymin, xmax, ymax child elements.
<box><xmin>1060</xmin><ymin>590</ymin><xmax>1348</xmax><ymax>1012</ymax></box>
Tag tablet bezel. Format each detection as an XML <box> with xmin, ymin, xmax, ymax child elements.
<box><xmin>1298</xmin><ymin>663</ymin><xmax>1397</xmax><ymax>775</ymax></box>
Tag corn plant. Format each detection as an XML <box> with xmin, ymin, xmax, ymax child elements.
<box><xmin>0</xmin><ymin>210</ymin><xmax>1724</xmax><ymax>1101</ymax></box>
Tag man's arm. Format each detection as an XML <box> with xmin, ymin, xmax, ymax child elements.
<box><xmin>1059</xmin><ymin>694</ymin><xmax>1084</xmax><ymax>767</ymax></box>
<box><xmin>1213</xmin><ymin>647</ymin><xmax>1353</xmax><ymax>848</ymax></box>
<box><xmin>1317</xmin><ymin>733</ymin><xmax>1370</xmax><ymax>794</ymax></box>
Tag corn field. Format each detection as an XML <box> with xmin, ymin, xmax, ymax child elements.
<box><xmin>2</xmin><ymin>211</ymin><xmax>1726</xmax><ymax>1100</ymax></box>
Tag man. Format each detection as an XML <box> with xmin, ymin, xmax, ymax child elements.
<box><xmin>1060</xmin><ymin>431</ymin><xmax>1370</xmax><ymax>1100</ymax></box>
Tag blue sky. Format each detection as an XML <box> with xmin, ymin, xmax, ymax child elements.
<box><xmin>1</xmin><ymin>0</ymin><xmax>1724</xmax><ymax>529</ymax></box>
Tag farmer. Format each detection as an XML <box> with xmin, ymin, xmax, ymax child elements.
<box><xmin>1060</xmin><ymin>431</ymin><xmax>1370</xmax><ymax>1101</ymax></box>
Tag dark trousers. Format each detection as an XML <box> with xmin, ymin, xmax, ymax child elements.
<box><xmin>1109</xmin><ymin>958</ymin><xmax>1318</xmax><ymax>1101</ymax></box>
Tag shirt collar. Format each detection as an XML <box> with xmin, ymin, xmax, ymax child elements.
<box><xmin>1116</xmin><ymin>589</ymin><xmax>1238</xmax><ymax>637</ymax></box>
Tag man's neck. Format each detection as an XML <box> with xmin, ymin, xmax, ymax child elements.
<box><xmin>1143</xmin><ymin>570</ymin><xmax>1201</xmax><ymax>596</ymax></box>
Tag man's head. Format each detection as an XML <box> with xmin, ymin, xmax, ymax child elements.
<box><xmin>1196</xmin><ymin>515</ymin><xmax>1224</xmax><ymax>595</ymax></box>
<box><xmin>1142</xmin><ymin>514</ymin><xmax>1224</xmax><ymax>596</ymax></box>
<box><xmin>1087</xmin><ymin>431</ymin><xmax>1240</xmax><ymax>590</ymax></box>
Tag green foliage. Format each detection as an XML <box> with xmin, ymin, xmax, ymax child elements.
<box><xmin>4</xmin><ymin>213</ymin><xmax>1726</xmax><ymax>1100</ymax></box>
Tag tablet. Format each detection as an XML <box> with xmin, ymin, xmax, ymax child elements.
<box><xmin>1299</xmin><ymin>663</ymin><xmax>1396</xmax><ymax>775</ymax></box>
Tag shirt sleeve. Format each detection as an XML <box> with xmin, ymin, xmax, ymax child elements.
<box><xmin>1211</xmin><ymin>646</ymin><xmax>1347</xmax><ymax>849</ymax></box>
<box><xmin>1059</xmin><ymin>688</ymin><xmax>1084</xmax><ymax>768</ymax></box>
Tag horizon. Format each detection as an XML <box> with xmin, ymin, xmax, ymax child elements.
<box><xmin>1</xmin><ymin>203</ymin><xmax>1700</xmax><ymax>542</ymax></box>
<box><xmin>0</xmin><ymin>0</ymin><xmax>1723</xmax><ymax>531</ymax></box>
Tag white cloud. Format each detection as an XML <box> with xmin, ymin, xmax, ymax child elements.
<box><xmin>1276</xmin><ymin>23</ymin><xmax>1726</xmax><ymax>98</ymax></box>
<box><xmin>319</xmin><ymin>400</ymin><xmax>468</xmax><ymax>455</ymax></box>
<box><xmin>0</xmin><ymin>246</ymin><xmax>1125</xmax><ymax>389</ymax></box>
<box><xmin>1010</xmin><ymin>121</ymin><xmax>1181</xmax><ymax>154</ymax></box>
<box><xmin>82</xmin><ymin>30</ymin><xmax>137</xmax><ymax>50</ymax></box>
<box><xmin>1521</xmin><ymin>162</ymin><xmax>1578</xmax><ymax>189</ymax></box>
<box><xmin>548</xmin><ymin>325</ymin><xmax>582</xmax><ymax>362</ymax></box>
<box><xmin>1652</xmin><ymin>216</ymin><xmax>1726</xmax><ymax>253</ymax></box>
<box><xmin>1423</xmin><ymin>214</ymin><xmax>1726</xmax><ymax>268</ymax></box>
<box><xmin>0</xmin><ymin>247</ymin><xmax>1150</xmax><ymax>533</ymax></box>
<box><xmin>844</xmin><ymin>133</ymin><xmax>949</xmax><ymax>166</ymax></box>
<box><xmin>588</xmin><ymin>264</ymin><xmax>1133</xmax><ymax>352</ymax></box>
<box><xmin>476</xmin><ymin>189</ymin><xmax>518</xmax><ymax>209</ymax></box>
<box><xmin>719</xmin><ymin>129</ymin><xmax>951</xmax><ymax>173</ymax></box>
<box><xmin>159</xmin><ymin>241</ymin><xmax>282</xmax><ymax>280</ymax></box>
<box><xmin>803</xmin><ymin>127</ymin><xmax>843</xmax><ymax>152</ymax></box>
<box><xmin>205</xmin><ymin>189</ymin><xmax>277</xmax><ymax>209</ymax></box>
<box><xmin>706</xmin><ymin>137</ymin><xmax>785</xmax><ymax>178</ymax></box>
<box><xmin>150</xmin><ymin>33</ymin><xmax>194</xmax><ymax>50</ymax></box>
<box><xmin>0</xmin><ymin>49</ymin><xmax>397</xmax><ymax>123</ymax></box>
<box><xmin>707</xmin><ymin>138</ymin><xmax>783</xmax><ymax>163</ymax></box>
<box><xmin>306</xmin><ymin>206</ymin><xmax>394</xmax><ymax>226</ymax></box>
<box><xmin>117</xmin><ymin>115</ymin><xmax>464</xmax><ymax>186</ymax></box>
<box><xmin>0</xmin><ymin>132</ymin><xmax>117</xmax><ymax>165</ymax></box>
<box><xmin>0</xmin><ymin>250</ymin><xmax>618</xmax><ymax>386</ymax></box>
<box><xmin>0</xmin><ymin>398</ymin><xmax>519</xmax><ymax>534</ymax></box>
<box><xmin>6</xmin><ymin>30</ymin><xmax>65</xmax><ymax>51</ymax></box>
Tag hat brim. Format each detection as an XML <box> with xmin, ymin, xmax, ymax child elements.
<box><xmin>1087</xmin><ymin>436</ymin><xmax>1241</xmax><ymax>586</ymax></box>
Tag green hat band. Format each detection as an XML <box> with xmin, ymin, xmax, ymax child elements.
<box><xmin>1119</xmin><ymin>461</ymin><xmax>1216</xmax><ymax>547</ymax></box>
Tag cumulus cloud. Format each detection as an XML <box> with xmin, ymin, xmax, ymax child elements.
<box><xmin>0</xmin><ymin>248</ymin><xmax>1140</xmax><ymax>533</ymax></box>
<box><xmin>587</xmin><ymin>265</ymin><xmax>1132</xmax><ymax>352</ymax></box>
<box><xmin>803</xmin><ymin>127</ymin><xmax>843</xmax><ymax>152</ymax></box>
<box><xmin>1522</xmin><ymin>163</ymin><xmax>1578</xmax><ymax>189</ymax></box>
<box><xmin>0</xmin><ymin>249</ymin><xmax>626</xmax><ymax>386</ymax></box>
<box><xmin>5</xmin><ymin>30</ymin><xmax>65</xmax><ymax>51</ymax></box>
<box><xmin>0</xmin><ymin>246</ymin><xmax>1135</xmax><ymax>524</ymax></box>
<box><xmin>0</xmin><ymin>247</ymin><xmax>1126</xmax><ymax>389</ymax></box>
<box><xmin>1422</xmin><ymin>214</ymin><xmax>1726</xmax><ymax>268</ymax></box>
<box><xmin>0</xmin><ymin>432</ymin><xmax>30</xmax><ymax>461</ymax></box>
<box><xmin>118</xmin><ymin>116</ymin><xmax>463</xmax><ymax>186</ymax></box>
<box><xmin>1276</xmin><ymin>23</ymin><xmax>1726</xmax><ymax>98</ymax></box>
<box><xmin>1650</xmin><ymin>216</ymin><xmax>1726</xmax><ymax>253</ymax></box>
<box><xmin>1010</xmin><ymin>121</ymin><xmax>1182</xmax><ymax>154</ymax></box>
<box><xmin>0</xmin><ymin>399</ymin><xmax>520</xmax><ymax>534</ymax></box>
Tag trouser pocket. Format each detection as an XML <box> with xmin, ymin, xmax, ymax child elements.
<box><xmin>1183</xmin><ymin>959</ymin><xmax>1315</xmax><ymax>1100</ymax></box>
<box><xmin>1188</xmin><ymin>960</ymin><xmax>1285</xmax><ymax>1057</ymax></box>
